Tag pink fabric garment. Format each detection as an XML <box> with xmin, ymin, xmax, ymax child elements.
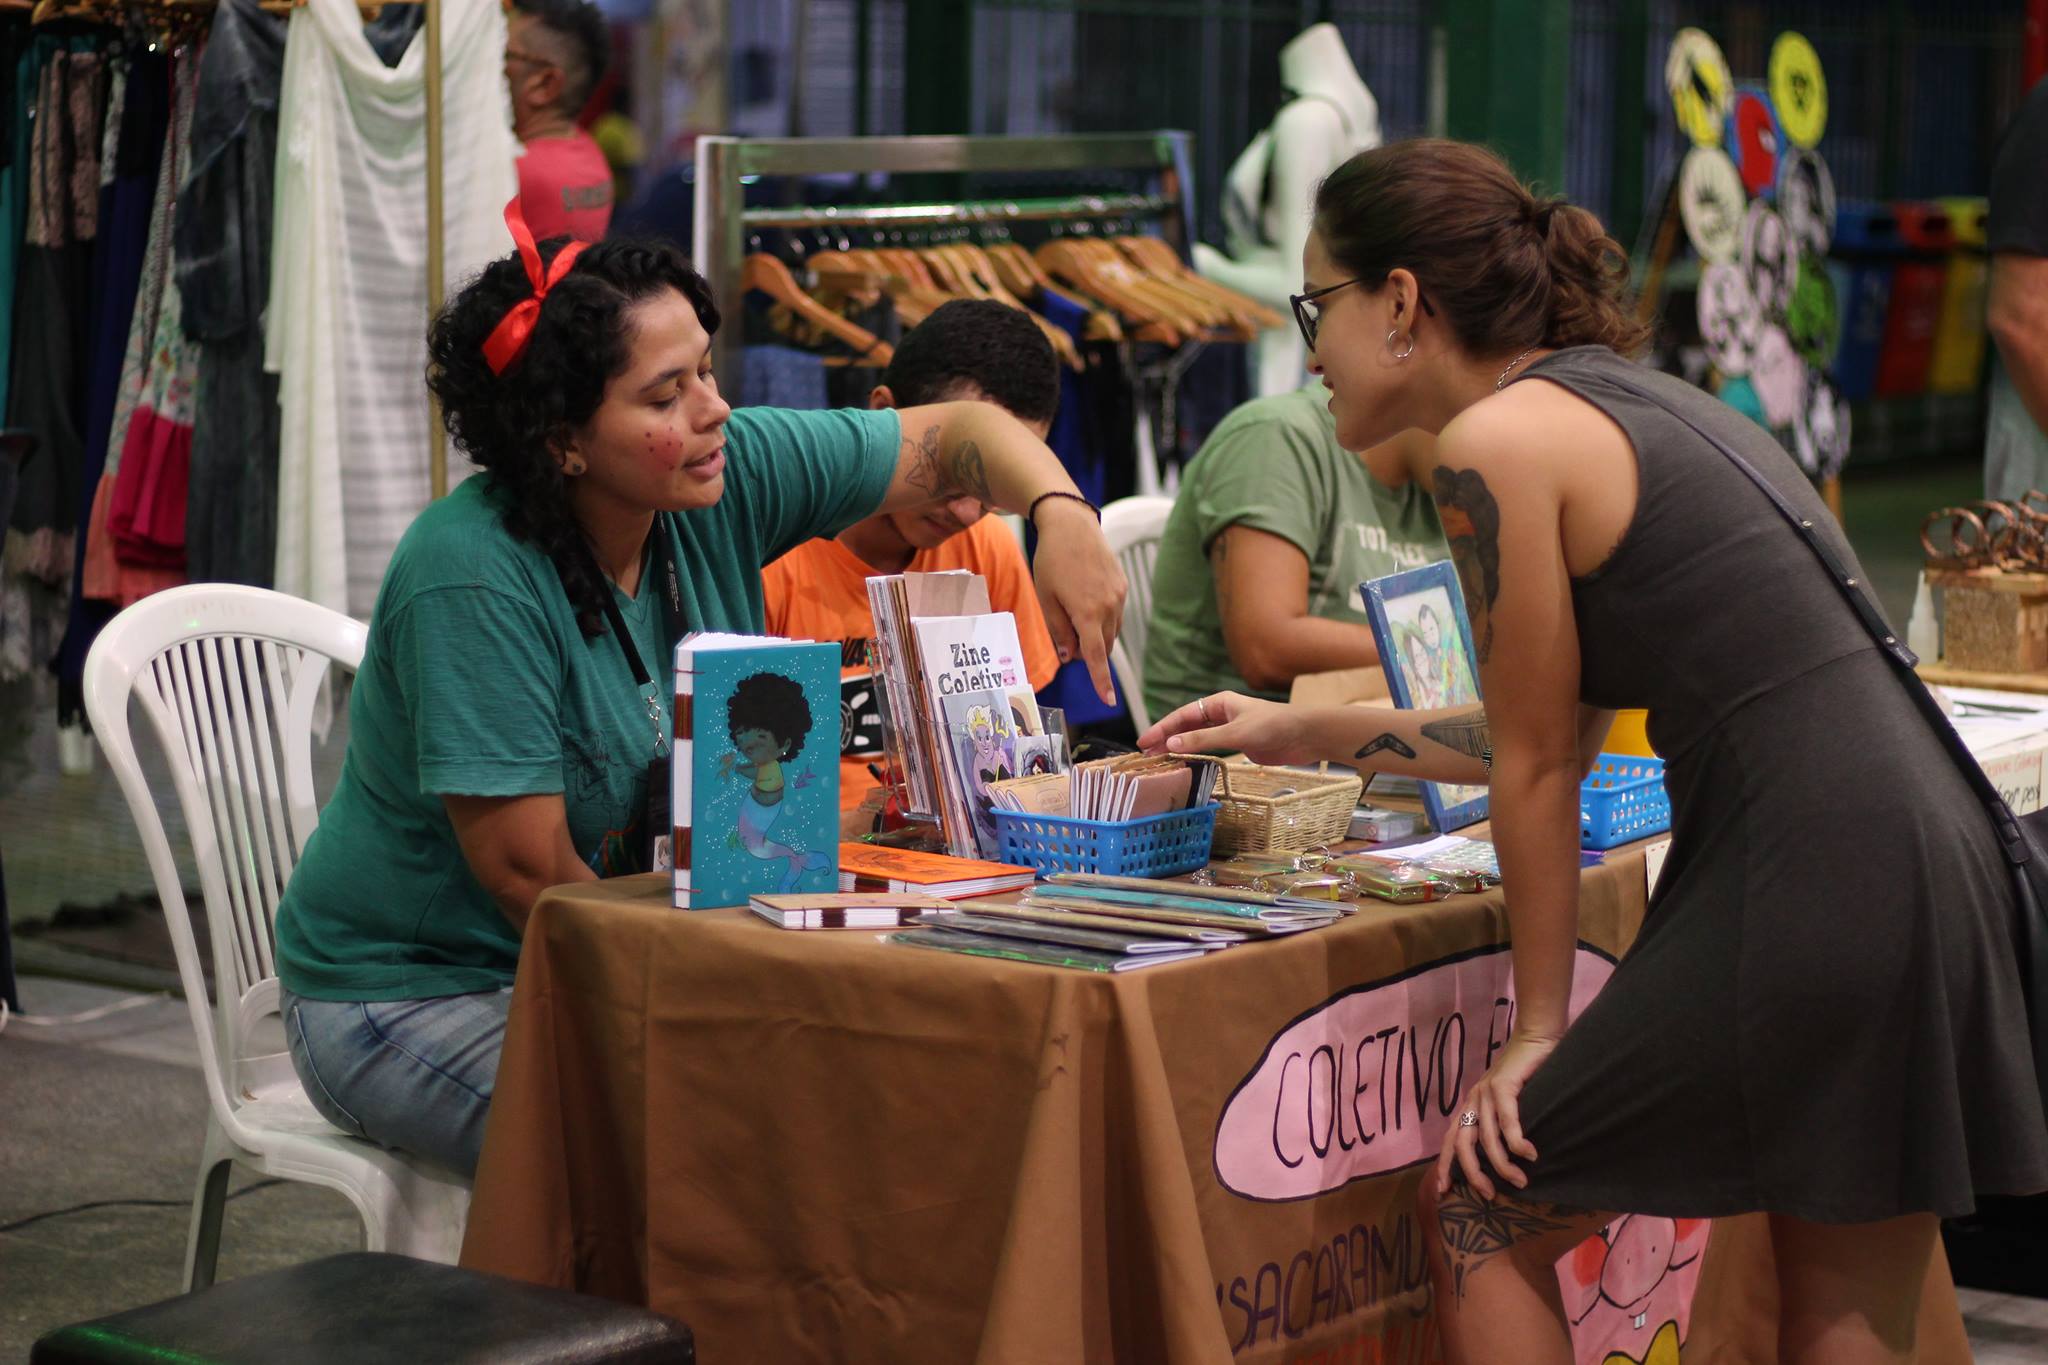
<box><xmin>107</xmin><ymin>408</ymin><xmax>191</xmax><ymax>568</ymax></box>
<box><xmin>82</xmin><ymin>475</ymin><xmax>181</xmax><ymax>606</ymax></box>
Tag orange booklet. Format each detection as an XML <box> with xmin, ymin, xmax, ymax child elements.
<box><xmin>838</xmin><ymin>843</ymin><xmax>1037</xmax><ymax>899</ymax></box>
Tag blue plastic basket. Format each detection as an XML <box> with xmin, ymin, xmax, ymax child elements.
<box><xmin>991</xmin><ymin>803</ymin><xmax>1219</xmax><ymax>878</ymax></box>
<box><xmin>1580</xmin><ymin>754</ymin><xmax>1671</xmax><ymax>850</ymax></box>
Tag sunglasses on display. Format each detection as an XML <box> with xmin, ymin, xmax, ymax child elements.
<box><xmin>1289</xmin><ymin>277</ymin><xmax>1436</xmax><ymax>350</ymax></box>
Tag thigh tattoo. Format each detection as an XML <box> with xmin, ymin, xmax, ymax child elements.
<box><xmin>1434</xmin><ymin>1185</ymin><xmax>1581</xmax><ymax>1302</ymax></box>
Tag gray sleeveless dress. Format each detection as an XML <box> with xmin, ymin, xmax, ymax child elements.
<box><xmin>1504</xmin><ymin>346</ymin><xmax>2048</xmax><ymax>1221</ymax></box>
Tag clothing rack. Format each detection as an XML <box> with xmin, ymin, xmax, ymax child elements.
<box><xmin>693</xmin><ymin>132</ymin><xmax>1197</xmax><ymax>396</ymax></box>
<box><xmin>11</xmin><ymin>0</ymin><xmax>449</xmax><ymax>495</ymax></box>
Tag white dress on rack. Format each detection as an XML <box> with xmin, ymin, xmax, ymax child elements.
<box><xmin>267</xmin><ymin>0</ymin><xmax>516</xmax><ymax>619</ymax></box>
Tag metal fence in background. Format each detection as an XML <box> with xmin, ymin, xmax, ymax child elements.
<box><xmin>803</xmin><ymin>0</ymin><xmax>2035</xmax><ymax>252</ymax></box>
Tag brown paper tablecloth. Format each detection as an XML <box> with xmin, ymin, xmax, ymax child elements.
<box><xmin>462</xmin><ymin>847</ymin><xmax>1966</xmax><ymax>1364</ymax></box>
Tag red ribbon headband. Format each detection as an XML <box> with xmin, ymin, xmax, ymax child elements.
<box><xmin>481</xmin><ymin>198</ymin><xmax>589</xmax><ymax>375</ymax></box>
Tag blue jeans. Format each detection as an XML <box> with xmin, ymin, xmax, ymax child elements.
<box><xmin>280</xmin><ymin>987</ymin><xmax>512</xmax><ymax>1179</ymax></box>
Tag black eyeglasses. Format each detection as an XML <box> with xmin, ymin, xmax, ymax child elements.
<box><xmin>1289</xmin><ymin>276</ymin><xmax>1436</xmax><ymax>351</ymax></box>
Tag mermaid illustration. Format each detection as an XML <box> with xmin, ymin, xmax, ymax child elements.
<box><xmin>718</xmin><ymin>671</ymin><xmax>830</xmax><ymax>891</ymax></box>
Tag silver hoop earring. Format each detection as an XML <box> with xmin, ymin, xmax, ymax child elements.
<box><xmin>1387</xmin><ymin>329</ymin><xmax>1415</xmax><ymax>362</ymax></box>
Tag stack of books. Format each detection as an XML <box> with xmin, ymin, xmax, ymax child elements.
<box><xmin>839</xmin><ymin>842</ymin><xmax>1038</xmax><ymax>899</ymax></box>
<box><xmin>891</xmin><ymin>872</ymin><xmax>1345</xmax><ymax>972</ymax></box>
<box><xmin>749</xmin><ymin>892</ymin><xmax>957</xmax><ymax>930</ymax></box>
<box><xmin>865</xmin><ymin>569</ymin><xmax>1066</xmax><ymax>859</ymax></box>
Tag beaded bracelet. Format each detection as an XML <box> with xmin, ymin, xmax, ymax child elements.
<box><xmin>1026</xmin><ymin>490</ymin><xmax>1101</xmax><ymax>526</ymax></box>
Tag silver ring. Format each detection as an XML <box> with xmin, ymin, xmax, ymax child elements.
<box><xmin>1197</xmin><ymin>696</ymin><xmax>1212</xmax><ymax>723</ymax></box>
<box><xmin>1459</xmin><ymin>1110</ymin><xmax>1479</xmax><ymax>1128</ymax></box>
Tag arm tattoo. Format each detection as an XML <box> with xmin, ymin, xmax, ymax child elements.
<box><xmin>904</xmin><ymin>423</ymin><xmax>945</xmax><ymax>497</ymax></box>
<box><xmin>1434</xmin><ymin>1185</ymin><xmax>1578</xmax><ymax>1303</ymax></box>
<box><xmin>947</xmin><ymin>439</ymin><xmax>991</xmax><ymax>503</ymax></box>
<box><xmin>1355</xmin><ymin>733</ymin><xmax>1416</xmax><ymax>761</ymax></box>
<box><xmin>902</xmin><ymin>422</ymin><xmax>992</xmax><ymax>503</ymax></box>
<box><xmin>1431</xmin><ymin>466</ymin><xmax>1504</xmax><ymax>665</ymax></box>
<box><xmin>1419</xmin><ymin>709</ymin><xmax>1493</xmax><ymax>770</ymax></box>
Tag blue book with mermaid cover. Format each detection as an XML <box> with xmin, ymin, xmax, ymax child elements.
<box><xmin>670</xmin><ymin>634</ymin><xmax>840</xmax><ymax>909</ymax></box>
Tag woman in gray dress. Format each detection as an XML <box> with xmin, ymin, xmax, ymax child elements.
<box><xmin>1141</xmin><ymin>139</ymin><xmax>2048</xmax><ymax>1363</ymax></box>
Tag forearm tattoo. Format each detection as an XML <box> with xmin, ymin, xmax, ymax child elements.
<box><xmin>904</xmin><ymin>422</ymin><xmax>992</xmax><ymax>503</ymax></box>
<box><xmin>1431</xmin><ymin>466</ymin><xmax>1503</xmax><ymax>665</ymax></box>
<box><xmin>1355</xmin><ymin>733</ymin><xmax>1416</xmax><ymax>761</ymax></box>
<box><xmin>1434</xmin><ymin>1186</ymin><xmax>1577</xmax><ymax>1303</ymax></box>
<box><xmin>1419</xmin><ymin>709</ymin><xmax>1493</xmax><ymax>771</ymax></box>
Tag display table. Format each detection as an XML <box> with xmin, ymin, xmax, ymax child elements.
<box><xmin>1919</xmin><ymin>661</ymin><xmax>2048</xmax><ymax>696</ymax></box>
<box><xmin>462</xmin><ymin>843</ymin><xmax>1969</xmax><ymax>1364</ymax></box>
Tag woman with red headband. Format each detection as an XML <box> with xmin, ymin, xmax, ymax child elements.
<box><xmin>270</xmin><ymin>207</ymin><xmax>1126</xmax><ymax>1177</ymax></box>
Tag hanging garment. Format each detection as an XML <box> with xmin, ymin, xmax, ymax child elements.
<box><xmin>175</xmin><ymin>0</ymin><xmax>285</xmax><ymax>587</ymax></box>
<box><xmin>6</xmin><ymin>48</ymin><xmax>104</xmax><ymax>575</ymax></box>
<box><xmin>80</xmin><ymin>53</ymin><xmax>167</xmax><ymax>492</ymax></box>
<box><xmin>48</xmin><ymin>51</ymin><xmax>170</xmax><ymax>723</ymax></box>
<box><xmin>106</xmin><ymin>56</ymin><xmax>202</xmax><ymax>573</ymax></box>
<box><xmin>3</xmin><ymin>44</ymin><xmax>104</xmax><ymax>687</ymax></box>
<box><xmin>78</xmin><ymin>47</ymin><xmax>189</xmax><ymax>614</ymax></box>
<box><xmin>267</xmin><ymin>0</ymin><xmax>516</xmax><ymax>618</ymax></box>
<box><xmin>0</xmin><ymin>30</ymin><xmax>37</xmax><ymax>418</ymax></box>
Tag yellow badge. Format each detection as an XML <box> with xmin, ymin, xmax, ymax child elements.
<box><xmin>1769</xmin><ymin>31</ymin><xmax>1828</xmax><ymax>148</ymax></box>
<box><xmin>1666</xmin><ymin>27</ymin><xmax>1733</xmax><ymax>148</ymax></box>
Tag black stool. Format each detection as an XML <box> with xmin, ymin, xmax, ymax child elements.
<box><xmin>31</xmin><ymin>1252</ymin><xmax>694</xmax><ymax>1364</ymax></box>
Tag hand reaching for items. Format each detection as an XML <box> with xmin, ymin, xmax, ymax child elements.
<box><xmin>1030</xmin><ymin>496</ymin><xmax>1129</xmax><ymax>705</ymax></box>
<box><xmin>1436</xmin><ymin>1030</ymin><xmax>1559</xmax><ymax>1200</ymax></box>
<box><xmin>1137</xmin><ymin>692</ymin><xmax>1316</xmax><ymax>765</ymax></box>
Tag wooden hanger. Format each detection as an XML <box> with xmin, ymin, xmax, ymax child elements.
<box><xmin>1077</xmin><ymin>238</ymin><xmax>1225</xmax><ymax>331</ymax></box>
<box><xmin>1116</xmin><ymin>235</ymin><xmax>1285</xmax><ymax>332</ymax></box>
<box><xmin>1038</xmin><ymin>239</ymin><xmax>1203</xmax><ymax>342</ymax></box>
<box><xmin>1035</xmin><ymin>240</ymin><xmax>1177</xmax><ymax>343</ymax></box>
<box><xmin>742</xmin><ymin>253</ymin><xmax>894</xmax><ymax>367</ymax></box>
<box><xmin>981</xmin><ymin>241</ymin><xmax>1123</xmax><ymax>343</ymax></box>
<box><xmin>1105</xmin><ymin>239</ymin><xmax>1256</xmax><ymax>341</ymax></box>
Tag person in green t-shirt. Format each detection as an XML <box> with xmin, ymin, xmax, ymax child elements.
<box><xmin>274</xmin><ymin>225</ymin><xmax>1126</xmax><ymax>1178</ymax></box>
<box><xmin>1143</xmin><ymin>385</ymin><xmax>1446</xmax><ymax>721</ymax></box>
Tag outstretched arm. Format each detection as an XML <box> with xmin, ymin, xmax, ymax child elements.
<box><xmin>883</xmin><ymin>401</ymin><xmax>1127</xmax><ymax>704</ymax></box>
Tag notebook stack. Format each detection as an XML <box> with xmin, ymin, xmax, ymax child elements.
<box><xmin>749</xmin><ymin>892</ymin><xmax>957</xmax><ymax>930</ymax></box>
<box><xmin>890</xmin><ymin>872</ymin><xmax>1345</xmax><ymax>972</ymax></box>
<box><xmin>839</xmin><ymin>843</ymin><xmax>1038</xmax><ymax>899</ymax></box>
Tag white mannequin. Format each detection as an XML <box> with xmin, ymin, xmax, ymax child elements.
<box><xmin>1197</xmin><ymin>23</ymin><xmax>1382</xmax><ymax>396</ymax></box>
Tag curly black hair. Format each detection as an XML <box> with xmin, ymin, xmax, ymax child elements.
<box><xmin>426</xmin><ymin>236</ymin><xmax>720</xmax><ymax>639</ymax></box>
<box><xmin>727</xmin><ymin>671</ymin><xmax>814</xmax><ymax>762</ymax></box>
<box><xmin>881</xmin><ymin>298</ymin><xmax>1060</xmax><ymax>425</ymax></box>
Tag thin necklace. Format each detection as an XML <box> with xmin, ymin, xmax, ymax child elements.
<box><xmin>1496</xmin><ymin>346</ymin><xmax>1539</xmax><ymax>390</ymax></box>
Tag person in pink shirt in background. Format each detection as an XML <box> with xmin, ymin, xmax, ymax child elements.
<box><xmin>504</xmin><ymin>0</ymin><xmax>615</xmax><ymax>243</ymax></box>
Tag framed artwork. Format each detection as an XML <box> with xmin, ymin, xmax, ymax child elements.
<box><xmin>1360</xmin><ymin>562</ymin><xmax>1490</xmax><ymax>833</ymax></box>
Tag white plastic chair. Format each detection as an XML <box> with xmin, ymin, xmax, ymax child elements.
<box><xmin>1101</xmin><ymin>495</ymin><xmax>1176</xmax><ymax>733</ymax></box>
<box><xmin>83</xmin><ymin>584</ymin><xmax>471</xmax><ymax>1291</ymax></box>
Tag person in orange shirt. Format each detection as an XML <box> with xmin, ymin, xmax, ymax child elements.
<box><xmin>763</xmin><ymin>300</ymin><xmax>1064</xmax><ymax>824</ymax></box>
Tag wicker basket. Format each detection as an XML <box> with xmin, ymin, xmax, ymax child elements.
<box><xmin>1202</xmin><ymin>759</ymin><xmax>1364</xmax><ymax>855</ymax></box>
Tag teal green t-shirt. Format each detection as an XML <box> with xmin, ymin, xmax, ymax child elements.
<box><xmin>275</xmin><ymin>405</ymin><xmax>900</xmax><ymax>1002</ymax></box>
<box><xmin>1143</xmin><ymin>387</ymin><xmax>1446</xmax><ymax>719</ymax></box>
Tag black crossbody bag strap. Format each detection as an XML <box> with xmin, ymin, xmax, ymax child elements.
<box><xmin>1592</xmin><ymin>370</ymin><xmax>2036</xmax><ymax>870</ymax></box>
<box><xmin>1586</xmin><ymin>367</ymin><xmax>2048</xmax><ymax>1109</ymax></box>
